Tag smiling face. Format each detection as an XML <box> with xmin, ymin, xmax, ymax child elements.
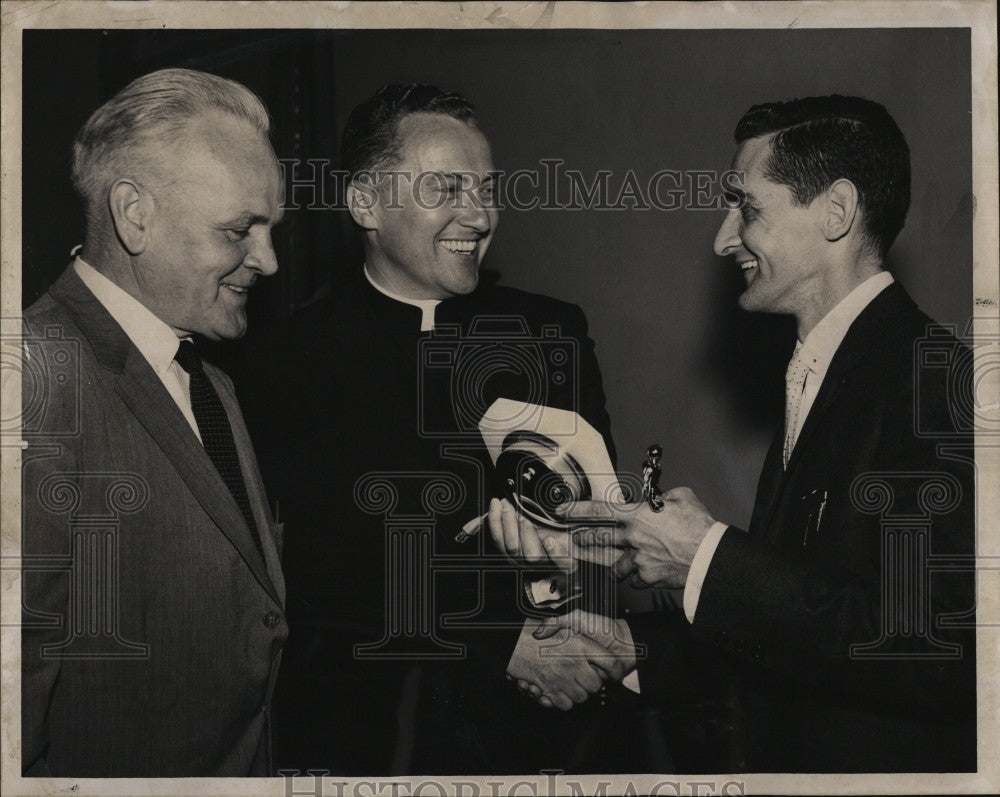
<box><xmin>714</xmin><ymin>134</ymin><xmax>829</xmax><ymax>326</ymax></box>
<box><xmin>135</xmin><ymin>112</ymin><xmax>282</xmax><ymax>340</ymax></box>
<box><xmin>363</xmin><ymin>113</ymin><xmax>498</xmax><ymax>300</ymax></box>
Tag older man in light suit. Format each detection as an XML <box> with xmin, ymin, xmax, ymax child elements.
<box><xmin>20</xmin><ymin>68</ymin><xmax>286</xmax><ymax>776</ymax></box>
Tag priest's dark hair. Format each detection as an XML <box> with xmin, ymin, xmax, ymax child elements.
<box><xmin>340</xmin><ymin>83</ymin><xmax>478</xmax><ymax>181</ymax></box>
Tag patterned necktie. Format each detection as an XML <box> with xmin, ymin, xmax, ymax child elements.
<box><xmin>174</xmin><ymin>340</ymin><xmax>263</xmax><ymax>558</ymax></box>
<box><xmin>783</xmin><ymin>347</ymin><xmax>811</xmax><ymax>468</ymax></box>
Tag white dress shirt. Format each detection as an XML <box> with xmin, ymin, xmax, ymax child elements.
<box><xmin>683</xmin><ymin>271</ymin><xmax>895</xmax><ymax>623</ymax></box>
<box><xmin>364</xmin><ymin>264</ymin><xmax>441</xmax><ymax>331</ymax></box>
<box><xmin>74</xmin><ymin>257</ymin><xmax>202</xmax><ymax>441</ymax></box>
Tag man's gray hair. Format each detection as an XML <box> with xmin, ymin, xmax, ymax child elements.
<box><xmin>72</xmin><ymin>68</ymin><xmax>271</xmax><ymax>212</ymax></box>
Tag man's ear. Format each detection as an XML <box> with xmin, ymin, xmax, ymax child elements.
<box><xmin>109</xmin><ymin>179</ymin><xmax>151</xmax><ymax>255</ymax></box>
<box><xmin>347</xmin><ymin>176</ymin><xmax>380</xmax><ymax>231</ymax></box>
<box><xmin>822</xmin><ymin>178</ymin><xmax>860</xmax><ymax>242</ymax></box>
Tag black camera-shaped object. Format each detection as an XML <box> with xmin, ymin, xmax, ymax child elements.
<box><xmin>418</xmin><ymin>317</ymin><xmax>578</xmax><ymax>437</ymax></box>
<box><xmin>494</xmin><ymin>431</ymin><xmax>591</xmax><ymax>529</ymax></box>
<box><xmin>915</xmin><ymin>323</ymin><xmax>1000</xmax><ymax>437</ymax></box>
<box><xmin>3</xmin><ymin>324</ymin><xmax>81</xmax><ymax>437</ymax></box>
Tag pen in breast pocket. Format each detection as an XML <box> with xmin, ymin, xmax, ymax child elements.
<box><xmin>816</xmin><ymin>490</ymin><xmax>828</xmax><ymax>533</ymax></box>
<box><xmin>802</xmin><ymin>489</ymin><xmax>828</xmax><ymax>547</ymax></box>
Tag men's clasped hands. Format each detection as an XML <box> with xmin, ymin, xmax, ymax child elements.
<box><xmin>486</xmin><ymin>488</ymin><xmax>717</xmax><ymax>709</ymax></box>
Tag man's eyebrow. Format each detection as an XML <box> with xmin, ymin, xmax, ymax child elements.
<box><xmin>220</xmin><ymin>211</ymin><xmax>281</xmax><ymax>227</ymax></box>
<box><xmin>438</xmin><ymin>171</ymin><xmax>494</xmax><ymax>185</ymax></box>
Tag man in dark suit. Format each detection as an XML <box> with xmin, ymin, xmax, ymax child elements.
<box><xmin>20</xmin><ymin>68</ymin><xmax>287</xmax><ymax>776</ymax></box>
<box><xmin>246</xmin><ymin>84</ymin><xmax>660</xmax><ymax>775</ymax></box>
<box><xmin>493</xmin><ymin>95</ymin><xmax>977</xmax><ymax>772</ymax></box>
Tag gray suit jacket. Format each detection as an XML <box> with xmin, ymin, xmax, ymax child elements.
<box><xmin>21</xmin><ymin>265</ymin><xmax>287</xmax><ymax>776</ymax></box>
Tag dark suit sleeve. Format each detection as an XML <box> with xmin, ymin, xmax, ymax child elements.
<box><xmin>627</xmin><ymin>607</ymin><xmax>742</xmax><ymax>769</ymax></box>
<box><xmin>628</xmin><ymin>607</ymin><xmax>727</xmax><ymax>695</ymax></box>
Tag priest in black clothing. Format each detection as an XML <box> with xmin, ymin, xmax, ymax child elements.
<box><xmin>244</xmin><ymin>84</ymin><xmax>668</xmax><ymax>775</ymax></box>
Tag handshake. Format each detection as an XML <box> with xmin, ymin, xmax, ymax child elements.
<box><xmin>487</xmin><ymin>490</ymin><xmax>718</xmax><ymax>710</ymax></box>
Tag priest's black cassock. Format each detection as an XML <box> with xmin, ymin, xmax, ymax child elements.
<box><xmin>240</xmin><ymin>269</ymin><xmax>668</xmax><ymax>775</ymax></box>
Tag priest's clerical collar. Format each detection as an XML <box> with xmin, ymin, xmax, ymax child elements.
<box><xmin>363</xmin><ymin>264</ymin><xmax>440</xmax><ymax>332</ymax></box>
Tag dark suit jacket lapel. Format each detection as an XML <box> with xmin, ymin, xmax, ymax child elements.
<box><xmin>788</xmin><ymin>283</ymin><xmax>909</xmax><ymax>469</ymax></box>
<box><xmin>749</xmin><ymin>431</ymin><xmax>785</xmax><ymax>536</ymax></box>
<box><xmin>49</xmin><ymin>266</ymin><xmax>280</xmax><ymax>605</ymax></box>
<box><xmin>760</xmin><ymin>282</ymin><xmax>911</xmax><ymax>530</ymax></box>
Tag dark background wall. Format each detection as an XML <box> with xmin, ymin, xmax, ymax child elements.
<box><xmin>21</xmin><ymin>28</ymin><xmax>972</xmax><ymax>529</ymax></box>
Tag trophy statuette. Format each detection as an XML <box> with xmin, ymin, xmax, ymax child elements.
<box><xmin>642</xmin><ymin>444</ymin><xmax>665</xmax><ymax>512</ymax></box>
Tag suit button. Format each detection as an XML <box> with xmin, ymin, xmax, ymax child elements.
<box><xmin>263</xmin><ymin>611</ymin><xmax>280</xmax><ymax>629</ymax></box>
<box><xmin>715</xmin><ymin>630</ymin><xmax>728</xmax><ymax>644</ymax></box>
<box><xmin>733</xmin><ymin>638</ymin><xmax>745</xmax><ymax>654</ymax></box>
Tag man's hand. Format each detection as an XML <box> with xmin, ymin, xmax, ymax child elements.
<box><xmin>506</xmin><ymin>618</ymin><xmax>623</xmax><ymax>710</ymax></box>
<box><xmin>533</xmin><ymin>609</ymin><xmax>638</xmax><ymax>674</ymax></box>
<box><xmin>487</xmin><ymin>497</ymin><xmax>621</xmax><ymax>572</ymax></box>
<box><xmin>569</xmin><ymin>487</ymin><xmax>716</xmax><ymax>589</ymax></box>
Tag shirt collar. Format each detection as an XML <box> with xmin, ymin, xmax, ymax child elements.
<box><xmin>363</xmin><ymin>264</ymin><xmax>440</xmax><ymax>332</ymax></box>
<box><xmin>798</xmin><ymin>270</ymin><xmax>895</xmax><ymax>378</ymax></box>
<box><xmin>73</xmin><ymin>257</ymin><xmax>185</xmax><ymax>375</ymax></box>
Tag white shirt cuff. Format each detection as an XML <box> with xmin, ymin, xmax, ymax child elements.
<box><xmin>682</xmin><ymin>521</ymin><xmax>729</xmax><ymax>624</ymax></box>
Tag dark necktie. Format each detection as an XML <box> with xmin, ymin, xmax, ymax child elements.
<box><xmin>174</xmin><ymin>340</ymin><xmax>263</xmax><ymax>558</ymax></box>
